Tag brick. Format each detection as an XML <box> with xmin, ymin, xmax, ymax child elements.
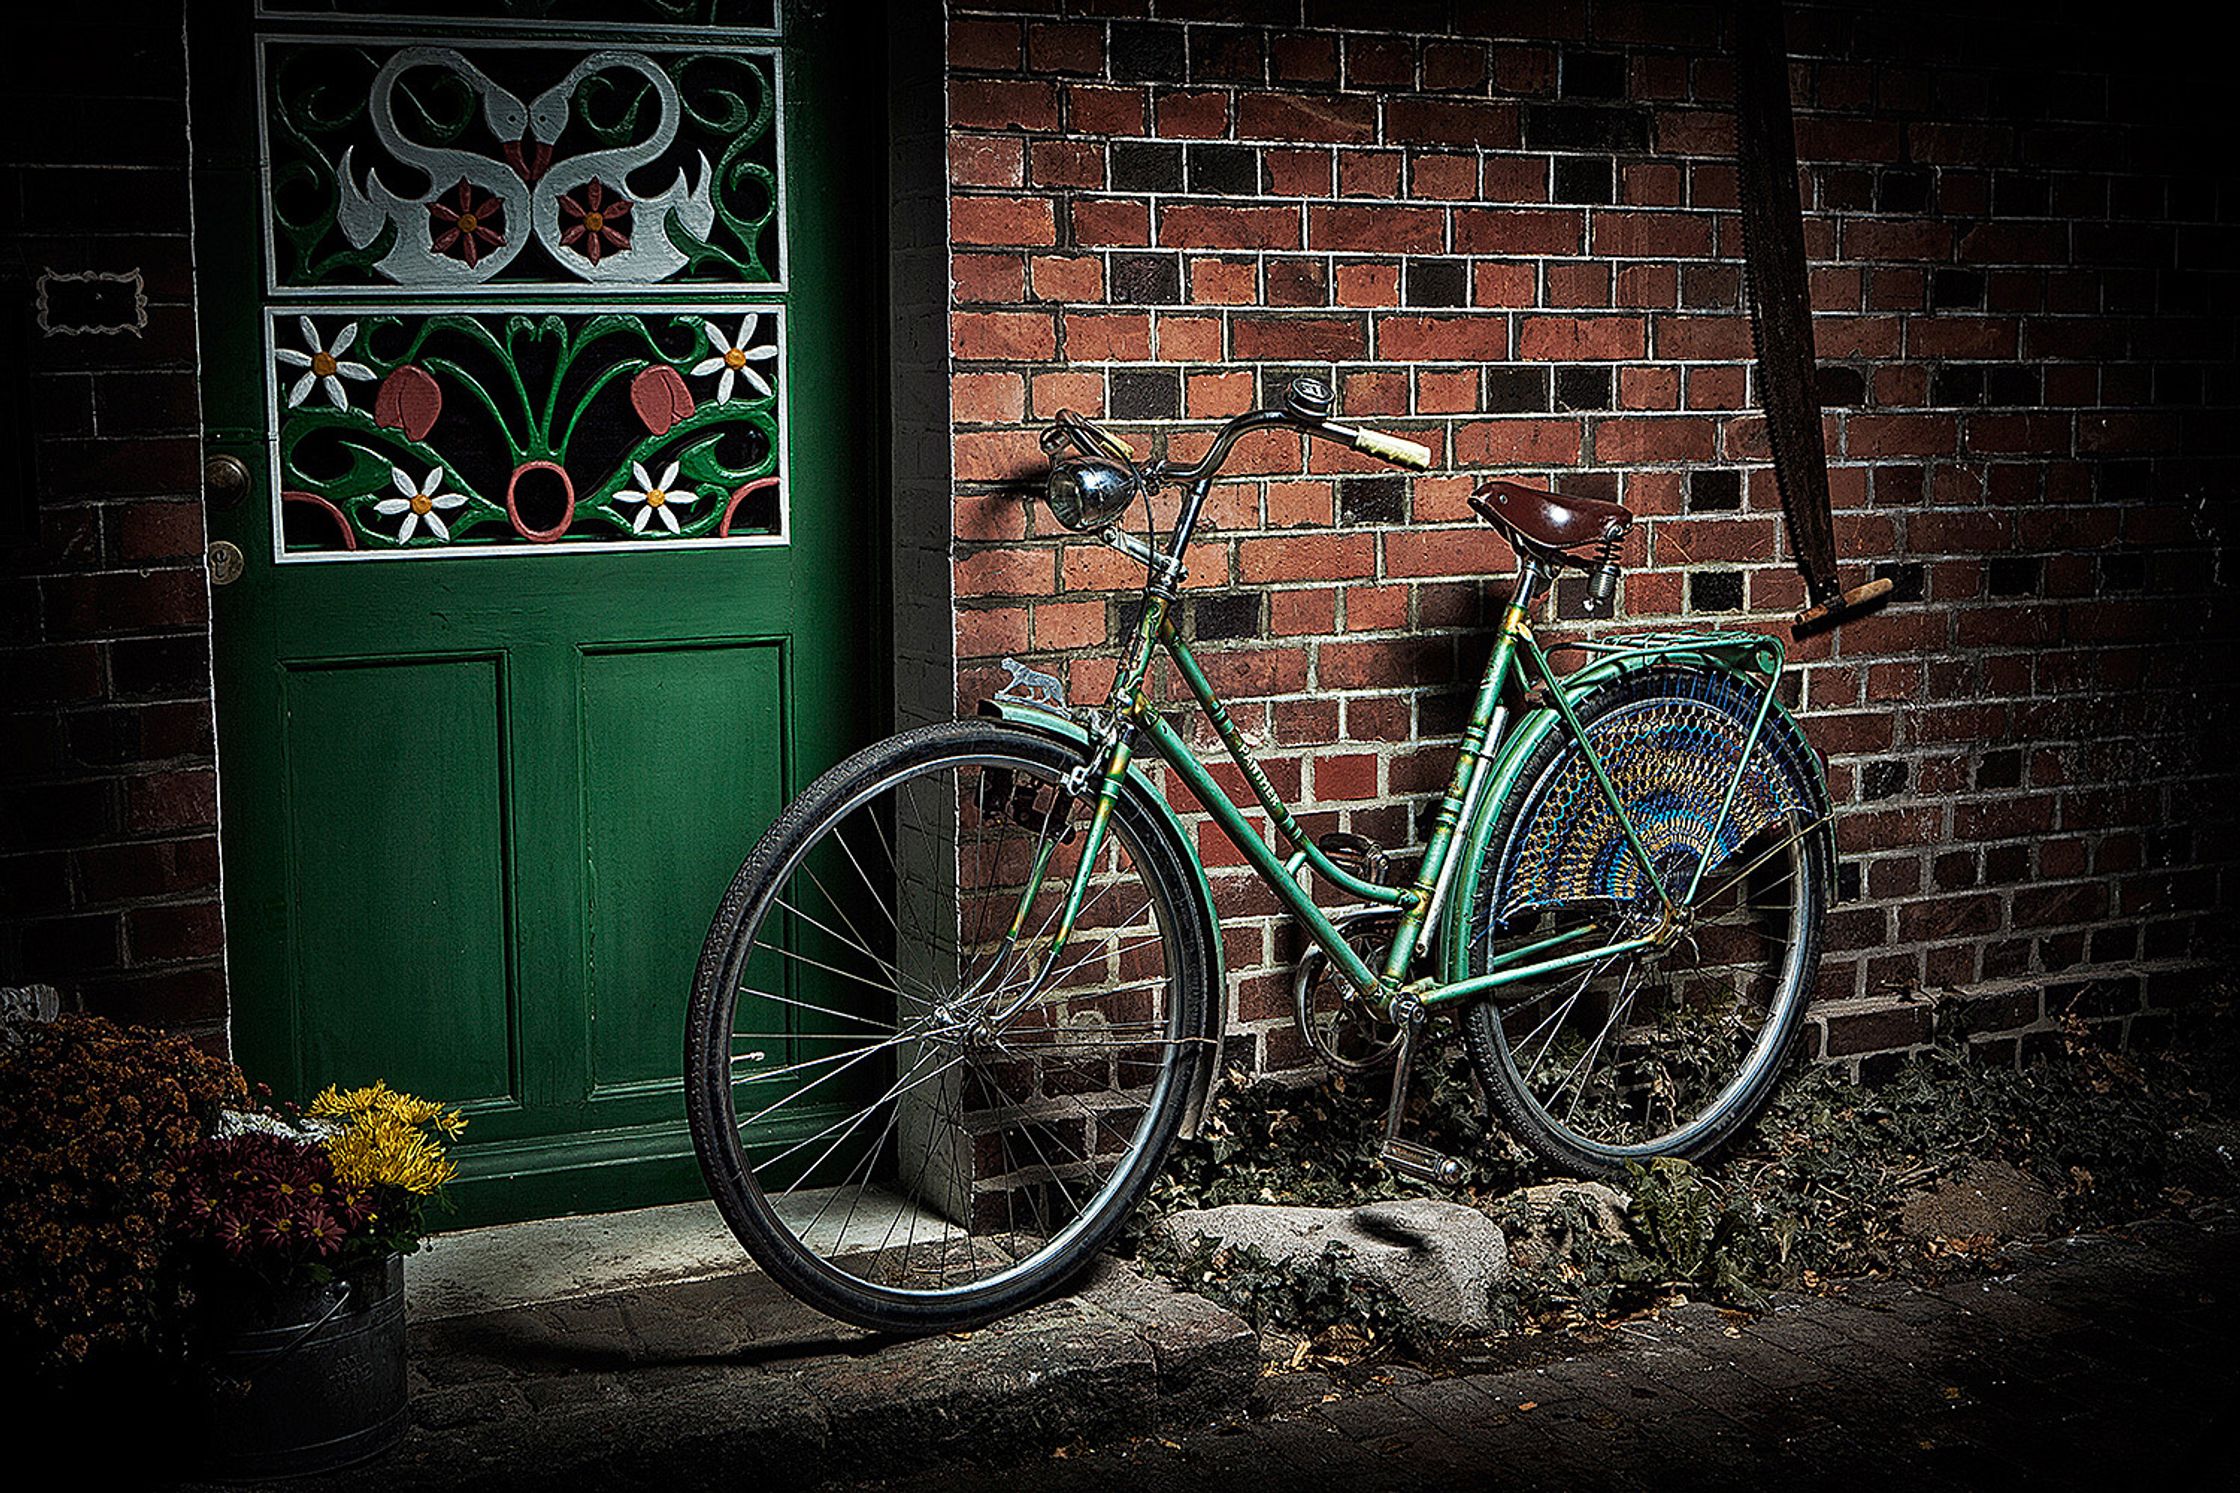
<box><xmin>1231</xmin><ymin>315</ymin><xmax>1368</xmax><ymax>361</ymax></box>
<box><xmin>948</xmin><ymin>136</ymin><xmax>1022</xmax><ymax>189</ymax></box>
<box><xmin>1072</xmin><ymin>199</ymin><xmax>1153</xmax><ymax>248</ymax></box>
<box><xmin>950</xmin><ymin>252</ymin><xmax>1024</xmax><ymax>303</ymax></box>
<box><xmin>1237</xmin><ymin>534</ymin><xmax>1377</xmax><ymax>583</ymax></box>
<box><xmin>1159</xmin><ymin>203</ymin><xmax>1301</xmax><ymax>251</ymax></box>
<box><xmin>1063</xmin><ymin>313</ymin><xmax>1152</xmax><ymax>361</ymax></box>
<box><xmin>1452</xmin><ymin>208</ymin><xmax>1585</xmax><ymax>256</ymax></box>
<box><xmin>1236</xmin><ymin>92</ymin><xmax>1377</xmax><ymax>144</ymax></box>
<box><xmin>951</xmin><ymin>429</ymin><xmax>1045</xmax><ymax>482</ymax></box>
<box><xmin>1307</xmin><ymin>205</ymin><xmax>1446</xmax><ymax>253</ymax></box>
<box><xmin>952</xmin><ymin>372</ymin><xmax>1025</xmax><ymax>425</ymax></box>
<box><xmin>123</xmin><ymin>769</ymin><xmax>217</xmax><ymax>836</ymax></box>
<box><xmin>1028</xmin><ymin>138</ymin><xmax>1104</xmax><ymax>189</ymax></box>
<box><xmin>1312</xmin><ymin>753</ymin><xmax>1379</xmax><ymax>801</ymax></box>
<box><xmin>1027</xmin><ymin>21</ymin><xmax>1103</xmax><ymax>75</ymax></box>
<box><xmin>1589</xmin><ymin>209</ymin><xmax>1716</xmax><ymax>258</ymax></box>
<box><xmin>950</xmin><ymin>311</ymin><xmax>1057</xmax><ymax>362</ymax></box>
<box><xmin>1377</xmin><ymin>315</ymin><xmax>1509</xmax><ymax>362</ymax></box>
<box><xmin>950</xmin><ymin>79</ymin><xmax>1058</xmax><ymax>132</ymax></box>
<box><xmin>1518</xmin><ymin>316</ymin><xmax>1647</xmax><ymax>361</ymax></box>
<box><xmin>1385</xmin><ymin>97</ymin><xmax>1520</xmax><ymax>148</ymax></box>
<box><xmin>1030</xmin><ymin>254</ymin><xmax>1103</xmax><ymax>303</ymax></box>
<box><xmin>1155</xmin><ymin>90</ymin><xmax>1232</xmax><ymax>139</ymax></box>
<box><xmin>1068</xmin><ymin>84</ymin><xmax>1147</xmax><ymax>135</ymax></box>
<box><xmin>1454</xmin><ymin>418</ymin><xmax>1584</xmax><ymax>466</ymax></box>
<box><xmin>947</xmin><ymin>18</ymin><xmax>1021</xmax><ymax>71</ymax></box>
<box><xmin>1317</xmin><ymin>637</ymin><xmax>1455</xmax><ymax>690</ymax></box>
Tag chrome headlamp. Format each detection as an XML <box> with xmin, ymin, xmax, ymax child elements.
<box><xmin>1044</xmin><ymin>456</ymin><xmax>1139</xmax><ymax>532</ymax></box>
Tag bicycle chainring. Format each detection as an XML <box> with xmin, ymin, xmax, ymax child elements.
<box><xmin>1291</xmin><ymin>910</ymin><xmax>1405</xmax><ymax>1074</ymax></box>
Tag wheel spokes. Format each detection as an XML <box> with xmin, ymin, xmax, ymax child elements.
<box><xmin>717</xmin><ymin>749</ymin><xmax>1188</xmax><ymax>1297</ymax></box>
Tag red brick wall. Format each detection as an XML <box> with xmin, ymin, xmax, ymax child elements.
<box><xmin>1</xmin><ymin>2</ymin><xmax>2230</xmax><ymax>1083</ymax></box>
<box><xmin>940</xmin><ymin>3</ymin><xmax>2238</xmax><ymax>1076</ymax></box>
<box><xmin>0</xmin><ymin>5</ymin><xmax>225</xmax><ymax>1043</ymax></box>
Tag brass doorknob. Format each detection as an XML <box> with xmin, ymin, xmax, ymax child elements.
<box><xmin>204</xmin><ymin>454</ymin><xmax>250</xmax><ymax>508</ymax></box>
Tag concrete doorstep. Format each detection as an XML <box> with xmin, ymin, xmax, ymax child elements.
<box><xmin>187</xmin><ymin>1201</ymin><xmax>1259</xmax><ymax>1492</ymax></box>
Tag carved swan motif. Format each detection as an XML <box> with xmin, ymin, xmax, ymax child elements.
<box><xmin>333</xmin><ymin>47</ymin><xmax>714</xmax><ymax>286</ymax></box>
<box><xmin>336</xmin><ymin>47</ymin><xmax>535</xmax><ymax>286</ymax></box>
<box><xmin>526</xmin><ymin>51</ymin><xmax>717</xmax><ymax>284</ymax></box>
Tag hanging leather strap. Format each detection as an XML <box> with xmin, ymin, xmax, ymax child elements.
<box><xmin>1732</xmin><ymin>0</ymin><xmax>1891</xmax><ymax>633</ymax></box>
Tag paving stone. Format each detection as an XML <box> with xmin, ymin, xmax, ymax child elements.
<box><xmin>811</xmin><ymin>1296</ymin><xmax>1158</xmax><ymax>1472</ymax></box>
<box><xmin>178</xmin><ymin>1218</ymin><xmax>2240</xmax><ymax>1492</ymax></box>
<box><xmin>1247</xmin><ymin>1368</ymin><xmax>1341</xmax><ymax>1418</ymax></box>
<box><xmin>1074</xmin><ymin>1259</ymin><xmax>1258</xmax><ymax>1423</ymax></box>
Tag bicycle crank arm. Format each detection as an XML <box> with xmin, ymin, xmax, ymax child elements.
<box><xmin>1371</xmin><ymin>1001</ymin><xmax>1464</xmax><ymax>1187</ymax></box>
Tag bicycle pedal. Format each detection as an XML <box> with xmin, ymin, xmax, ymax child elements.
<box><xmin>1378</xmin><ymin>1139</ymin><xmax>1465</xmax><ymax>1187</ymax></box>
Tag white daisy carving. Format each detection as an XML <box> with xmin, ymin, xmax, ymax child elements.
<box><xmin>373</xmin><ymin>464</ymin><xmax>468</xmax><ymax>542</ymax></box>
<box><xmin>616</xmin><ymin>460</ymin><xmax>699</xmax><ymax>535</ymax></box>
<box><xmin>275</xmin><ymin>317</ymin><xmax>376</xmax><ymax>409</ymax></box>
<box><xmin>689</xmin><ymin>315</ymin><xmax>777</xmax><ymax>404</ymax></box>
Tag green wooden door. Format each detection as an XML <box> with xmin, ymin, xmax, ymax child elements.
<box><xmin>190</xmin><ymin>1</ymin><xmax>880</xmax><ymax>1224</ymax></box>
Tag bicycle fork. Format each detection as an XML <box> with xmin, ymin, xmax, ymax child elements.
<box><xmin>975</xmin><ymin>600</ymin><xmax>1163</xmax><ymax>1023</ymax></box>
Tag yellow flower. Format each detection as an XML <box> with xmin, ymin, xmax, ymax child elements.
<box><xmin>310</xmin><ymin>1082</ymin><xmax>465</xmax><ymax>1195</ymax></box>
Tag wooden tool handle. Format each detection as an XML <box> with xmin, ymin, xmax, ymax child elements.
<box><xmin>1792</xmin><ymin>576</ymin><xmax>1894</xmax><ymax>635</ymax></box>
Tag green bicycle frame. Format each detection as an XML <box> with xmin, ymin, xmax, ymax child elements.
<box><xmin>1025</xmin><ymin>566</ymin><xmax>1794</xmax><ymax>1024</ymax></box>
<box><xmin>1009</xmin><ymin>409</ymin><xmax>1802</xmax><ymax>1025</ymax></box>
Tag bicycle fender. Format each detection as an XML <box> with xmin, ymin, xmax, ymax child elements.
<box><xmin>975</xmin><ymin>697</ymin><xmax>1229</xmax><ymax>1139</ymax></box>
<box><xmin>1437</xmin><ymin>651</ymin><xmax>1833</xmax><ymax>984</ymax></box>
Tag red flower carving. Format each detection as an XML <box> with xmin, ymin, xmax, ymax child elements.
<box><xmin>429</xmin><ymin>180</ymin><xmax>505</xmax><ymax>268</ymax></box>
<box><xmin>558</xmin><ymin>179</ymin><xmax>632</xmax><ymax>265</ymax></box>
<box><xmin>373</xmin><ymin>364</ymin><xmax>444</xmax><ymax>442</ymax></box>
<box><xmin>629</xmin><ymin>364</ymin><xmax>695</xmax><ymax>436</ymax></box>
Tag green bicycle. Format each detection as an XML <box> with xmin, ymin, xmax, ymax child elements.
<box><xmin>686</xmin><ymin>378</ymin><xmax>1832</xmax><ymax>1332</ymax></box>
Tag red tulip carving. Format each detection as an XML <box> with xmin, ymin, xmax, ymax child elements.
<box><xmin>373</xmin><ymin>365</ymin><xmax>443</xmax><ymax>442</ymax></box>
<box><xmin>631</xmin><ymin>365</ymin><xmax>695</xmax><ymax>436</ymax></box>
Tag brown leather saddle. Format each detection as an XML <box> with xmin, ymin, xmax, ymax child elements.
<box><xmin>1468</xmin><ymin>479</ymin><xmax>1633</xmax><ymax>566</ymax></box>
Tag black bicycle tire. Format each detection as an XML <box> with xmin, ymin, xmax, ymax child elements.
<box><xmin>1461</xmin><ymin>666</ymin><xmax>1829</xmax><ymax>1177</ymax></box>
<box><xmin>684</xmin><ymin>719</ymin><xmax>1214</xmax><ymax>1333</ymax></box>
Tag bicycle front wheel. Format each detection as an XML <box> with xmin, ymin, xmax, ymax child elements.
<box><xmin>1462</xmin><ymin>667</ymin><xmax>1829</xmax><ymax>1176</ymax></box>
<box><xmin>685</xmin><ymin>720</ymin><xmax>1213</xmax><ymax>1332</ymax></box>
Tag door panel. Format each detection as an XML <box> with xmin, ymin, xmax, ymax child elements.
<box><xmin>194</xmin><ymin>1</ymin><xmax>877</xmax><ymax>1223</ymax></box>
<box><xmin>280</xmin><ymin>655</ymin><xmax>520</xmax><ymax>1108</ymax></box>
<box><xmin>263</xmin><ymin>306</ymin><xmax>787</xmax><ymax>557</ymax></box>
<box><xmin>256</xmin><ymin>37</ymin><xmax>784</xmax><ymax>296</ymax></box>
<box><xmin>580</xmin><ymin>639</ymin><xmax>785</xmax><ymax>1099</ymax></box>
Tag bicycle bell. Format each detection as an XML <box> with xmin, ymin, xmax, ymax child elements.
<box><xmin>1045</xmin><ymin>455</ymin><xmax>1139</xmax><ymax>531</ymax></box>
<box><xmin>1283</xmin><ymin>375</ymin><xmax>1334</xmax><ymax>421</ymax></box>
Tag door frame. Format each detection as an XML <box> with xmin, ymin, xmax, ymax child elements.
<box><xmin>185</xmin><ymin>2</ymin><xmax>953</xmax><ymax>1224</ymax></box>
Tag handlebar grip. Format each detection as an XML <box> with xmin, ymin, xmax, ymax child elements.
<box><xmin>1352</xmin><ymin>428</ymin><xmax>1433</xmax><ymax>471</ymax></box>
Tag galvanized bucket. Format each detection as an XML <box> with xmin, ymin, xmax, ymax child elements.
<box><xmin>195</xmin><ymin>1253</ymin><xmax>407</xmax><ymax>1479</ymax></box>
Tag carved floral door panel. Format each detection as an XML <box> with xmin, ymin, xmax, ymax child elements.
<box><xmin>195</xmin><ymin>1</ymin><xmax>877</xmax><ymax>1223</ymax></box>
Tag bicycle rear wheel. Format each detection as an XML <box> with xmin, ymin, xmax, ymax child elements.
<box><xmin>1463</xmin><ymin>667</ymin><xmax>1828</xmax><ymax>1176</ymax></box>
<box><xmin>685</xmin><ymin>720</ymin><xmax>1212</xmax><ymax>1332</ymax></box>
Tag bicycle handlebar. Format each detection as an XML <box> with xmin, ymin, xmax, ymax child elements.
<box><xmin>1044</xmin><ymin>398</ymin><xmax>1431</xmax><ymax>490</ymax></box>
